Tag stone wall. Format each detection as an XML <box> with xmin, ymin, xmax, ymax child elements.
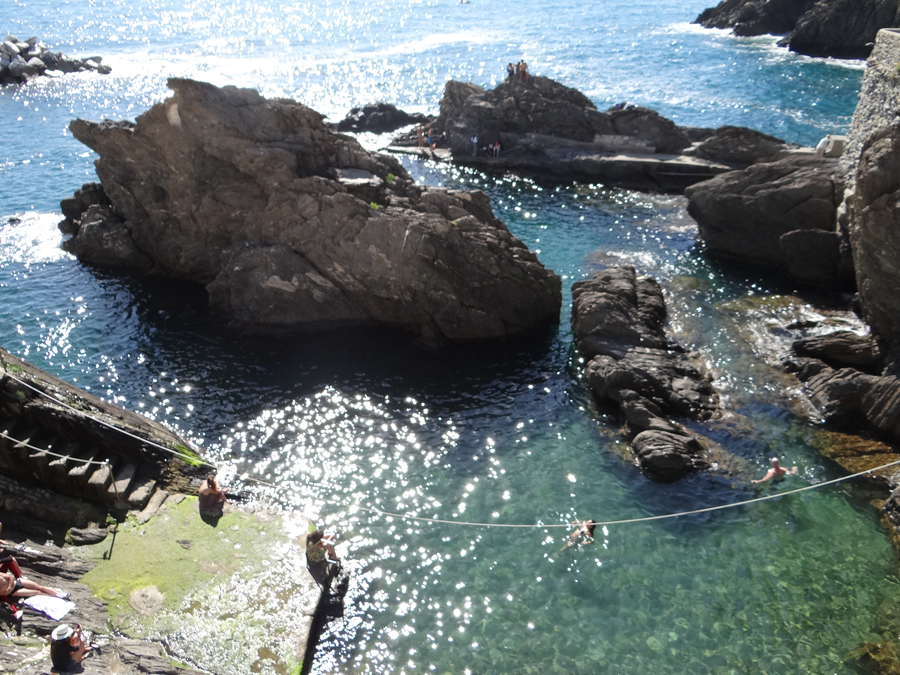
<box><xmin>840</xmin><ymin>28</ymin><xmax>900</xmax><ymax>189</ymax></box>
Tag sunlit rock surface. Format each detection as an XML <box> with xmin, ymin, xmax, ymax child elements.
<box><xmin>61</xmin><ymin>78</ymin><xmax>561</xmax><ymax>341</ymax></box>
<box><xmin>571</xmin><ymin>266</ymin><xmax>720</xmax><ymax>482</ymax></box>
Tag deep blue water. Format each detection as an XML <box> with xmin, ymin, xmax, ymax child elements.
<box><xmin>2</xmin><ymin>2</ymin><xmax>892</xmax><ymax>674</ymax></box>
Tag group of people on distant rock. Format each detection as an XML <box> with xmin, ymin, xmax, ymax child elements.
<box><xmin>469</xmin><ymin>133</ymin><xmax>501</xmax><ymax>158</ymax></box>
<box><xmin>506</xmin><ymin>61</ymin><xmax>530</xmax><ymax>82</ymax></box>
<box><xmin>417</xmin><ymin>126</ymin><xmax>444</xmax><ymax>150</ymax></box>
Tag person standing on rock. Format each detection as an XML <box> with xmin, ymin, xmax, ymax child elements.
<box><xmin>471</xmin><ymin>133</ymin><xmax>478</xmax><ymax>156</ymax></box>
<box><xmin>506</xmin><ymin>63</ymin><xmax>514</xmax><ymax>80</ymax></box>
<box><xmin>751</xmin><ymin>457</ymin><xmax>798</xmax><ymax>484</ymax></box>
<box><xmin>417</xmin><ymin>125</ymin><xmax>425</xmax><ymax>148</ymax></box>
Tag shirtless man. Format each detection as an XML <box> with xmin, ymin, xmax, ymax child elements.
<box><xmin>752</xmin><ymin>457</ymin><xmax>798</xmax><ymax>484</ymax></box>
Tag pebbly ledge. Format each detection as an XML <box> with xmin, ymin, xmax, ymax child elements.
<box><xmin>571</xmin><ymin>266</ymin><xmax>723</xmax><ymax>482</ymax></box>
<box><xmin>388</xmin><ymin>76</ymin><xmax>792</xmax><ymax>194</ymax></box>
<box><xmin>0</xmin><ymin>34</ymin><xmax>110</xmax><ymax>85</ymax></box>
<box><xmin>60</xmin><ymin>78</ymin><xmax>561</xmax><ymax>342</ymax></box>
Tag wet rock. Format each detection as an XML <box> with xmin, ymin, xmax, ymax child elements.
<box><xmin>129</xmin><ymin>586</ymin><xmax>165</xmax><ymax>616</ymax></box>
<box><xmin>793</xmin><ymin>330</ymin><xmax>885</xmax><ymax>369</ymax></box>
<box><xmin>336</xmin><ymin>102</ymin><xmax>429</xmax><ymax>133</ymax></box>
<box><xmin>61</xmin><ymin>78</ymin><xmax>561</xmax><ymax>341</ymax></box>
<box><xmin>801</xmin><ymin>366</ymin><xmax>900</xmax><ymax>440</ymax></box>
<box><xmin>572</xmin><ymin>266</ymin><xmax>720</xmax><ymax>481</ymax></box>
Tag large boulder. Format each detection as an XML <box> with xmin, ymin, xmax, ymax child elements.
<box><xmin>687</xmin><ymin>125</ymin><xmax>789</xmax><ymax>168</ymax></box>
<box><xmin>434</xmin><ymin>76</ymin><xmax>690</xmax><ymax>157</ymax></box>
<box><xmin>685</xmin><ymin>153</ymin><xmax>853</xmax><ymax>287</ymax></box>
<box><xmin>847</xmin><ymin>123</ymin><xmax>900</xmax><ymax>347</ymax></box>
<box><xmin>572</xmin><ymin>266</ymin><xmax>719</xmax><ymax>481</ymax></box>
<box><xmin>695</xmin><ymin>0</ymin><xmax>900</xmax><ymax>59</ymax></box>
<box><xmin>60</xmin><ymin>78</ymin><xmax>561</xmax><ymax>341</ymax></box>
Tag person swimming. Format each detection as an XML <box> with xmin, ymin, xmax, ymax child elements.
<box><xmin>751</xmin><ymin>457</ymin><xmax>798</xmax><ymax>484</ymax></box>
<box><xmin>561</xmin><ymin>519</ymin><xmax>596</xmax><ymax>551</ymax></box>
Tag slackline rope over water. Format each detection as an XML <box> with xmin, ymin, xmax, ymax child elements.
<box><xmin>4</xmin><ymin>367</ymin><xmax>900</xmax><ymax>529</ymax></box>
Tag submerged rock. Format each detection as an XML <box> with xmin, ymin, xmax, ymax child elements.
<box><xmin>571</xmin><ymin>266</ymin><xmax>719</xmax><ymax>482</ymax></box>
<box><xmin>60</xmin><ymin>78</ymin><xmax>561</xmax><ymax>341</ymax></box>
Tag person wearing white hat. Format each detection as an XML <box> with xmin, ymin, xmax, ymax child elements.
<box><xmin>50</xmin><ymin>623</ymin><xmax>91</xmax><ymax>671</ymax></box>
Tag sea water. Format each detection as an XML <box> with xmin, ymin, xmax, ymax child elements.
<box><xmin>1</xmin><ymin>1</ymin><xmax>892</xmax><ymax>674</ymax></box>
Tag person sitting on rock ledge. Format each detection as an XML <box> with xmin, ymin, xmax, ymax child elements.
<box><xmin>751</xmin><ymin>457</ymin><xmax>798</xmax><ymax>484</ymax></box>
<box><xmin>0</xmin><ymin>569</ymin><xmax>70</xmax><ymax>600</ymax></box>
<box><xmin>198</xmin><ymin>474</ymin><xmax>227</xmax><ymax>514</ymax></box>
<box><xmin>50</xmin><ymin>624</ymin><xmax>92</xmax><ymax>672</ymax></box>
<box><xmin>306</xmin><ymin>529</ymin><xmax>341</xmax><ymax>587</ymax></box>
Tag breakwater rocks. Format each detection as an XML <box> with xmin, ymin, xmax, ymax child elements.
<box><xmin>571</xmin><ymin>266</ymin><xmax>720</xmax><ymax>482</ymax></box>
<box><xmin>695</xmin><ymin>0</ymin><xmax>900</xmax><ymax>59</ymax></box>
<box><xmin>60</xmin><ymin>78</ymin><xmax>561</xmax><ymax>342</ymax></box>
<box><xmin>0</xmin><ymin>34</ymin><xmax>110</xmax><ymax>84</ymax></box>
<box><xmin>391</xmin><ymin>76</ymin><xmax>791</xmax><ymax>193</ymax></box>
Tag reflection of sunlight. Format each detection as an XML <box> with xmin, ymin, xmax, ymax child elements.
<box><xmin>0</xmin><ymin>213</ymin><xmax>71</xmax><ymax>264</ymax></box>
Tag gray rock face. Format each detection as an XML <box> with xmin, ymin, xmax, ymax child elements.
<box><xmin>847</xmin><ymin>123</ymin><xmax>900</xmax><ymax>347</ymax></box>
<box><xmin>786</xmin><ymin>0</ymin><xmax>900</xmax><ymax>59</ymax></box>
<box><xmin>695</xmin><ymin>0</ymin><xmax>815</xmax><ymax>37</ymax></box>
<box><xmin>695</xmin><ymin>0</ymin><xmax>900</xmax><ymax>59</ymax></box>
<box><xmin>571</xmin><ymin>266</ymin><xmax>719</xmax><ymax>481</ymax></box>
<box><xmin>61</xmin><ymin>78</ymin><xmax>561</xmax><ymax>340</ymax></box>
<box><xmin>687</xmin><ymin>125</ymin><xmax>789</xmax><ymax>168</ymax></box>
<box><xmin>336</xmin><ymin>102</ymin><xmax>430</xmax><ymax>134</ymax></box>
<box><xmin>436</xmin><ymin>77</ymin><xmax>689</xmax><ymax>156</ymax></box>
<box><xmin>793</xmin><ymin>331</ymin><xmax>885</xmax><ymax>369</ymax></box>
<box><xmin>802</xmin><ymin>366</ymin><xmax>900</xmax><ymax>439</ymax></box>
<box><xmin>685</xmin><ymin>153</ymin><xmax>853</xmax><ymax>287</ymax></box>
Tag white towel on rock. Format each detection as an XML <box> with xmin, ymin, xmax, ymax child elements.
<box><xmin>23</xmin><ymin>595</ymin><xmax>75</xmax><ymax>620</ymax></box>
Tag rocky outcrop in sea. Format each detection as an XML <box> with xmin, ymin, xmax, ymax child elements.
<box><xmin>695</xmin><ymin>0</ymin><xmax>900</xmax><ymax>59</ymax></box>
<box><xmin>391</xmin><ymin>76</ymin><xmax>792</xmax><ymax>193</ymax></box>
<box><xmin>571</xmin><ymin>266</ymin><xmax>721</xmax><ymax>482</ymax></box>
<box><xmin>59</xmin><ymin>78</ymin><xmax>561</xmax><ymax>342</ymax></box>
<box><xmin>685</xmin><ymin>152</ymin><xmax>854</xmax><ymax>288</ymax></box>
<box><xmin>0</xmin><ymin>34</ymin><xmax>110</xmax><ymax>84</ymax></box>
<box><xmin>336</xmin><ymin>102</ymin><xmax>431</xmax><ymax>134</ymax></box>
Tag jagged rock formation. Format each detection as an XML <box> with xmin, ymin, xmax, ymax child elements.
<box><xmin>60</xmin><ymin>78</ymin><xmax>561</xmax><ymax>341</ymax></box>
<box><xmin>571</xmin><ymin>266</ymin><xmax>719</xmax><ymax>482</ymax></box>
<box><xmin>0</xmin><ymin>346</ymin><xmax>203</xmax><ymax>540</ymax></box>
<box><xmin>402</xmin><ymin>77</ymin><xmax>763</xmax><ymax>192</ymax></box>
<box><xmin>695</xmin><ymin>0</ymin><xmax>900</xmax><ymax>59</ymax></box>
<box><xmin>786</xmin><ymin>331</ymin><xmax>900</xmax><ymax>441</ymax></box>
<box><xmin>0</xmin><ymin>34</ymin><xmax>109</xmax><ymax>84</ymax></box>
<box><xmin>685</xmin><ymin>153</ymin><xmax>854</xmax><ymax>288</ymax></box>
<box><xmin>336</xmin><ymin>102</ymin><xmax>430</xmax><ymax>134</ymax></box>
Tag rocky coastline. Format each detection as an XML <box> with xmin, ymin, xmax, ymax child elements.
<box><xmin>59</xmin><ymin>78</ymin><xmax>561</xmax><ymax>342</ymax></box>
<box><xmin>388</xmin><ymin>76</ymin><xmax>793</xmax><ymax>193</ymax></box>
<box><xmin>695</xmin><ymin>0</ymin><xmax>900</xmax><ymax>59</ymax></box>
<box><xmin>0</xmin><ymin>347</ymin><xmax>329</xmax><ymax>674</ymax></box>
<box><xmin>1</xmin><ymin>34</ymin><xmax>109</xmax><ymax>85</ymax></box>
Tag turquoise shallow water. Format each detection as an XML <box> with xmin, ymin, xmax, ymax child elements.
<box><xmin>2</xmin><ymin>1</ymin><xmax>896</xmax><ymax>674</ymax></box>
